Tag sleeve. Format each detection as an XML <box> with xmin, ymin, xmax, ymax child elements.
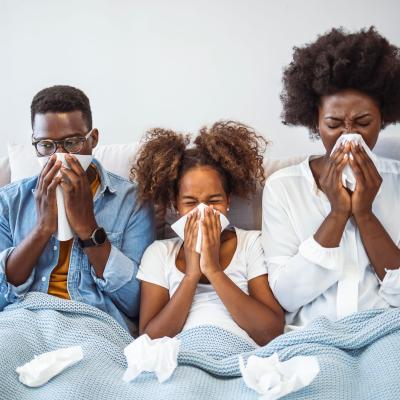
<box><xmin>136</xmin><ymin>241</ymin><xmax>169</xmax><ymax>289</ymax></box>
<box><xmin>0</xmin><ymin>195</ymin><xmax>34</xmax><ymax>311</ymax></box>
<box><xmin>90</xmin><ymin>197</ymin><xmax>156</xmax><ymax>318</ymax></box>
<box><xmin>245</xmin><ymin>231</ymin><xmax>268</xmax><ymax>281</ymax></box>
<box><xmin>261</xmin><ymin>178</ymin><xmax>343</xmax><ymax>313</ymax></box>
<box><xmin>378</xmin><ymin>268</ymin><xmax>400</xmax><ymax>307</ymax></box>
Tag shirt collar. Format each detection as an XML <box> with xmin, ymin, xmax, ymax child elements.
<box><xmin>91</xmin><ymin>158</ymin><xmax>117</xmax><ymax>194</ymax></box>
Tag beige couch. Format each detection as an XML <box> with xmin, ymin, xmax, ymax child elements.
<box><xmin>1</xmin><ymin>136</ymin><xmax>399</xmax><ymax>238</ymax></box>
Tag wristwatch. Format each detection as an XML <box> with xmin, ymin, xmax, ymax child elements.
<box><xmin>78</xmin><ymin>227</ymin><xmax>107</xmax><ymax>248</ymax></box>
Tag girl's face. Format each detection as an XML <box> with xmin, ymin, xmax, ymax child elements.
<box><xmin>175</xmin><ymin>166</ymin><xmax>230</xmax><ymax>216</ymax></box>
<box><xmin>317</xmin><ymin>89</ymin><xmax>382</xmax><ymax>154</ymax></box>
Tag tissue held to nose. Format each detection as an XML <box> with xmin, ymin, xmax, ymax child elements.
<box><xmin>16</xmin><ymin>346</ymin><xmax>84</xmax><ymax>387</ymax></box>
<box><xmin>330</xmin><ymin>133</ymin><xmax>378</xmax><ymax>192</ymax></box>
<box><xmin>37</xmin><ymin>153</ymin><xmax>93</xmax><ymax>241</ymax></box>
<box><xmin>170</xmin><ymin>203</ymin><xmax>230</xmax><ymax>253</ymax></box>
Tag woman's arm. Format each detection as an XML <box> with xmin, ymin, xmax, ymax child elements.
<box><xmin>262</xmin><ymin>146</ymin><xmax>353</xmax><ymax>313</ymax></box>
<box><xmin>139</xmin><ymin>211</ymin><xmax>202</xmax><ymax>338</ymax></box>
<box><xmin>139</xmin><ymin>276</ymin><xmax>199</xmax><ymax>338</ymax></box>
<box><xmin>207</xmin><ymin>272</ymin><xmax>284</xmax><ymax>345</ymax></box>
<box><xmin>200</xmin><ymin>208</ymin><xmax>284</xmax><ymax>346</ymax></box>
<box><xmin>350</xmin><ymin>144</ymin><xmax>400</xmax><ymax>279</ymax></box>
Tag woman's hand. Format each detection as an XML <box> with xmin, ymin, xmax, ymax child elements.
<box><xmin>200</xmin><ymin>206</ymin><xmax>222</xmax><ymax>278</ymax></box>
<box><xmin>183</xmin><ymin>210</ymin><xmax>201</xmax><ymax>280</ymax></box>
<box><xmin>349</xmin><ymin>142</ymin><xmax>382</xmax><ymax>218</ymax></box>
<box><xmin>320</xmin><ymin>142</ymin><xmax>352</xmax><ymax>219</ymax></box>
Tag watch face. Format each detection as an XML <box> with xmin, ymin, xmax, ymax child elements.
<box><xmin>93</xmin><ymin>228</ymin><xmax>107</xmax><ymax>245</ymax></box>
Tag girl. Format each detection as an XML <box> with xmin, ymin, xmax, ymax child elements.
<box><xmin>131</xmin><ymin>121</ymin><xmax>284</xmax><ymax>346</ymax></box>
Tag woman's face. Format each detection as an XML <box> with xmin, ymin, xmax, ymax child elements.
<box><xmin>317</xmin><ymin>89</ymin><xmax>382</xmax><ymax>154</ymax></box>
<box><xmin>175</xmin><ymin>166</ymin><xmax>230</xmax><ymax>216</ymax></box>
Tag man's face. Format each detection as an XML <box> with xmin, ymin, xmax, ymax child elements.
<box><xmin>32</xmin><ymin>110</ymin><xmax>98</xmax><ymax>156</ymax></box>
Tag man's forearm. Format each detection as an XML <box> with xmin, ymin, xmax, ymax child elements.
<box><xmin>5</xmin><ymin>227</ymin><xmax>51</xmax><ymax>286</ymax></box>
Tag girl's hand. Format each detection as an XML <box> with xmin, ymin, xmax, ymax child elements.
<box><xmin>183</xmin><ymin>210</ymin><xmax>201</xmax><ymax>280</ymax></box>
<box><xmin>200</xmin><ymin>207</ymin><xmax>222</xmax><ymax>278</ymax></box>
<box><xmin>320</xmin><ymin>142</ymin><xmax>352</xmax><ymax>218</ymax></box>
<box><xmin>349</xmin><ymin>142</ymin><xmax>382</xmax><ymax>218</ymax></box>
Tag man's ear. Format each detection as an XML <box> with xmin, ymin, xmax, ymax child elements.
<box><xmin>90</xmin><ymin>128</ymin><xmax>99</xmax><ymax>150</ymax></box>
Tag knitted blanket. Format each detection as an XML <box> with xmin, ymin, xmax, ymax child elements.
<box><xmin>1</xmin><ymin>292</ymin><xmax>399</xmax><ymax>400</ymax></box>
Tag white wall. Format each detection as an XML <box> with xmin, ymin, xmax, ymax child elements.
<box><xmin>0</xmin><ymin>0</ymin><xmax>399</xmax><ymax>159</ymax></box>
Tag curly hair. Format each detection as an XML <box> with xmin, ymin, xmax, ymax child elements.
<box><xmin>281</xmin><ymin>26</ymin><xmax>400</xmax><ymax>136</ymax></box>
<box><xmin>31</xmin><ymin>85</ymin><xmax>92</xmax><ymax>130</ymax></box>
<box><xmin>131</xmin><ymin>121</ymin><xmax>268</xmax><ymax>209</ymax></box>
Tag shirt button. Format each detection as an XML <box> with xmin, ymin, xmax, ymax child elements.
<box><xmin>53</xmin><ymin>246</ymin><xmax>58</xmax><ymax>251</ymax></box>
<box><xmin>42</xmin><ymin>277</ymin><xmax>46</xmax><ymax>282</ymax></box>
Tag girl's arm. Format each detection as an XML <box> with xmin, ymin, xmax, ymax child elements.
<box><xmin>200</xmin><ymin>208</ymin><xmax>285</xmax><ymax>346</ymax></box>
<box><xmin>139</xmin><ymin>211</ymin><xmax>202</xmax><ymax>338</ymax></box>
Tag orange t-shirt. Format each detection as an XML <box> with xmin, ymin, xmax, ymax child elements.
<box><xmin>48</xmin><ymin>168</ymin><xmax>100</xmax><ymax>300</ymax></box>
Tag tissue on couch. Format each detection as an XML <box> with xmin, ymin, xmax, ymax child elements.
<box><xmin>239</xmin><ymin>353</ymin><xmax>319</xmax><ymax>400</ymax></box>
<box><xmin>123</xmin><ymin>334</ymin><xmax>181</xmax><ymax>383</ymax></box>
<box><xmin>16</xmin><ymin>346</ymin><xmax>83</xmax><ymax>387</ymax></box>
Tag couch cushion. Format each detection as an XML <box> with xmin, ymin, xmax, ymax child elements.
<box><xmin>7</xmin><ymin>142</ymin><xmax>138</xmax><ymax>182</ymax></box>
<box><xmin>0</xmin><ymin>156</ymin><xmax>11</xmax><ymax>188</ymax></box>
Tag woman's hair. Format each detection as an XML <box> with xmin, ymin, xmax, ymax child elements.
<box><xmin>131</xmin><ymin>121</ymin><xmax>268</xmax><ymax>209</ymax></box>
<box><xmin>281</xmin><ymin>26</ymin><xmax>400</xmax><ymax>136</ymax></box>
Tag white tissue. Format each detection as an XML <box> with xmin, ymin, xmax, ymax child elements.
<box><xmin>170</xmin><ymin>203</ymin><xmax>230</xmax><ymax>253</ymax></box>
<box><xmin>330</xmin><ymin>133</ymin><xmax>378</xmax><ymax>191</ymax></box>
<box><xmin>239</xmin><ymin>353</ymin><xmax>319</xmax><ymax>400</ymax></box>
<box><xmin>16</xmin><ymin>346</ymin><xmax>83</xmax><ymax>387</ymax></box>
<box><xmin>38</xmin><ymin>153</ymin><xmax>93</xmax><ymax>241</ymax></box>
<box><xmin>123</xmin><ymin>334</ymin><xmax>180</xmax><ymax>383</ymax></box>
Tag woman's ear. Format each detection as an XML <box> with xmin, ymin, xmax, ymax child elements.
<box><xmin>226</xmin><ymin>195</ymin><xmax>231</xmax><ymax>212</ymax></box>
<box><xmin>90</xmin><ymin>128</ymin><xmax>99</xmax><ymax>149</ymax></box>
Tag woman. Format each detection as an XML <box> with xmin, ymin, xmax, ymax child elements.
<box><xmin>262</xmin><ymin>27</ymin><xmax>400</xmax><ymax>329</ymax></box>
<box><xmin>131</xmin><ymin>121</ymin><xmax>284</xmax><ymax>346</ymax></box>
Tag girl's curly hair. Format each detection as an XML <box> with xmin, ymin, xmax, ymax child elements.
<box><xmin>281</xmin><ymin>26</ymin><xmax>400</xmax><ymax>136</ymax></box>
<box><xmin>131</xmin><ymin>121</ymin><xmax>268</xmax><ymax>209</ymax></box>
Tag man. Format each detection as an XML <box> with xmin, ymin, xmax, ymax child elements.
<box><xmin>0</xmin><ymin>85</ymin><xmax>155</xmax><ymax>331</ymax></box>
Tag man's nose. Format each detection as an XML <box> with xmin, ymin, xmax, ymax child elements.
<box><xmin>55</xmin><ymin>142</ymin><xmax>67</xmax><ymax>153</ymax></box>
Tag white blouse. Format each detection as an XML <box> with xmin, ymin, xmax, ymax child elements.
<box><xmin>262</xmin><ymin>155</ymin><xmax>400</xmax><ymax>329</ymax></box>
<box><xmin>137</xmin><ymin>228</ymin><xmax>268</xmax><ymax>345</ymax></box>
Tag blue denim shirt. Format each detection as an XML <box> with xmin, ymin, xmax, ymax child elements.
<box><xmin>0</xmin><ymin>158</ymin><xmax>155</xmax><ymax>331</ymax></box>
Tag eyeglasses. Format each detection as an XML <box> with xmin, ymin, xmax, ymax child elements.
<box><xmin>32</xmin><ymin>130</ymin><xmax>93</xmax><ymax>157</ymax></box>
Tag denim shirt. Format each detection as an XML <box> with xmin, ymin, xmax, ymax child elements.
<box><xmin>0</xmin><ymin>158</ymin><xmax>155</xmax><ymax>331</ymax></box>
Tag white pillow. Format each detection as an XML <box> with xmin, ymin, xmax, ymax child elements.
<box><xmin>7</xmin><ymin>142</ymin><xmax>139</xmax><ymax>182</ymax></box>
<box><xmin>0</xmin><ymin>156</ymin><xmax>11</xmax><ymax>187</ymax></box>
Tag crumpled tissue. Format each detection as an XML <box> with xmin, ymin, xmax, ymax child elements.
<box><xmin>171</xmin><ymin>203</ymin><xmax>230</xmax><ymax>253</ymax></box>
<box><xmin>239</xmin><ymin>353</ymin><xmax>320</xmax><ymax>400</ymax></box>
<box><xmin>330</xmin><ymin>133</ymin><xmax>378</xmax><ymax>191</ymax></box>
<box><xmin>123</xmin><ymin>334</ymin><xmax>181</xmax><ymax>383</ymax></box>
<box><xmin>38</xmin><ymin>153</ymin><xmax>93</xmax><ymax>241</ymax></box>
<box><xmin>16</xmin><ymin>346</ymin><xmax>84</xmax><ymax>387</ymax></box>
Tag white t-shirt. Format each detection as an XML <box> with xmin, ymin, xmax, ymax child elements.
<box><xmin>262</xmin><ymin>155</ymin><xmax>400</xmax><ymax>330</ymax></box>
<box><xmin>137</xmin><ymin>228</ymin><xmax>267</xmax><ymax>345</ymax></box>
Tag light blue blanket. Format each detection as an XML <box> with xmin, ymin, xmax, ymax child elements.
<box><xmin>1</xmin><ymin>292</ymin><xmax>399</xmax><ymax>399</ymax></box>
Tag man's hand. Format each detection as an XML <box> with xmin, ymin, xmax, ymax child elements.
<box><xmin>60</xmin><ymin>154</ymin><xmax>97</xmax><ymax>239</ymax></box>
<box><xmin>35</xmin><ymin>155</ymin><xmax>62</xmax><ymax>237</ymax></box>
